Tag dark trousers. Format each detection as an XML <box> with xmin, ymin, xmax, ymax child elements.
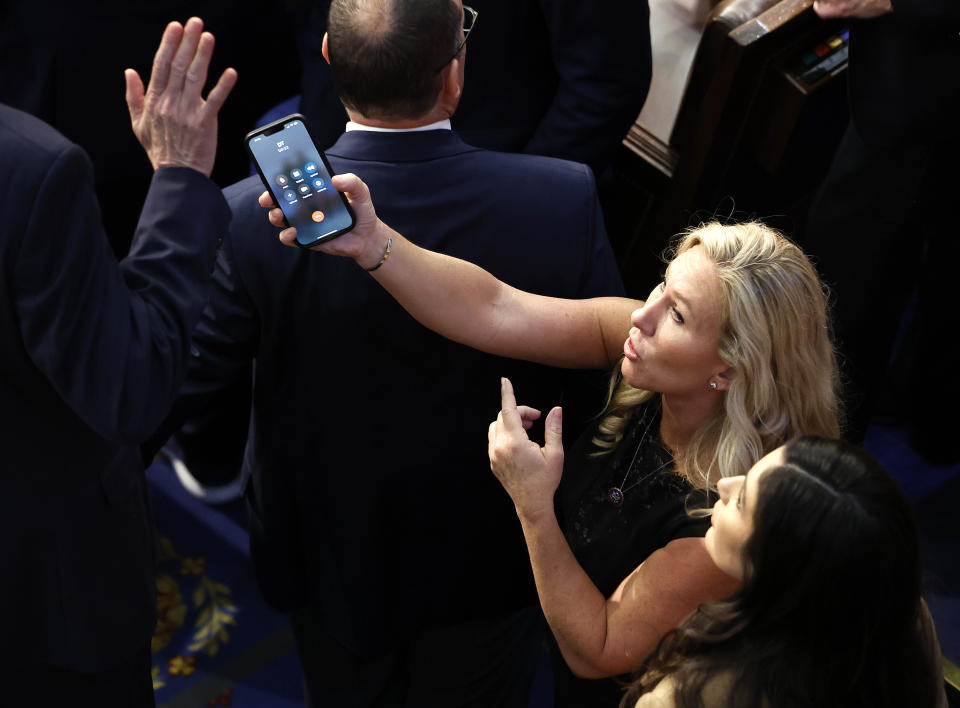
<box><xmin>804</xmin><ymin>121</ymin><xmax>960</xmax><ymax>458</ymax></box>
<box><xmin>1</xmin><ymin>645</ymin><xmax>155</xmax><ymax>707</ymax></box>
<box><xmin>290</xmin><ymin>604</ymin><xmax>544</xmax><ymax>708</ymax></box>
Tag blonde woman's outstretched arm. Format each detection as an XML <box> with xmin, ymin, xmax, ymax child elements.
<box><xmin>261</xmin><ymin>174</ymin><xmax>638</xmax><ymax>370</ymax></box>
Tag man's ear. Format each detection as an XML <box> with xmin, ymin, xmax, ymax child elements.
<box><xmin>442</xmin><ymin>56</ymin><xmax>462</xmax><ymax>102</ymax></box>
<box><xmin>321</xmin><ymin>32</ymin><xmax>331</xmax><ymax>65</ymax></box>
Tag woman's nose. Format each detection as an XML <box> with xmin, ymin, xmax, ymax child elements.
<box><xmin>631</xmin><ymin>305</ymin><xmax>655</xmax><ymax>335</ymax></box>
<box><xmin>717</xmin><ymin>476</ymin><xmax>737</xmax><ymax>503</ymax></box>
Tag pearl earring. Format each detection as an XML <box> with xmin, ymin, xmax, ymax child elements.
<box><xmin>709</xmin><ymin>381</ymin><xmax>718</xmax><ymax>390</ymax></box>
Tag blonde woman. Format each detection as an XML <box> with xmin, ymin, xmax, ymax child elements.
<box><xmin>262</xmin><ymin>175</ymin><xmax>841</xmax><ymax>705</ymax></box>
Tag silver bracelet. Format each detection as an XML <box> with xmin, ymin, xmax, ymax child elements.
<box><xmin>365</xmin><ymin>237</ymin><xmax>393</xmax><ymax>272</ymax></box>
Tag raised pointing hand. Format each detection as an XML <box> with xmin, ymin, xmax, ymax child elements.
<box><xmin>125</xmin><ymin>17</ymin><xmax>237</xmax><ymax>177</ymax></box>
<box><xmin>488</xmin><ymin>377</ymin><xmax>565</xmax><ymax>522</ymax></box>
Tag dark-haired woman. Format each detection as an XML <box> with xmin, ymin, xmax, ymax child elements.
<box><xmin>625</xmin><ymin>436</ymin><xmax>947</xmax><ymax>708</ymax></box>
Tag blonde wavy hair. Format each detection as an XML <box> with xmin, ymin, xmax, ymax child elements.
<box><xmin>594</xmin><ymin>221</ymin><xmax>841</xmax><ymax>489</ymax></box>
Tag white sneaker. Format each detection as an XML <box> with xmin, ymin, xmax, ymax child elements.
<box><xmin>161</xmin><ymin>445</ymin><xmax>247</xmax><ymax>505</ymax></box>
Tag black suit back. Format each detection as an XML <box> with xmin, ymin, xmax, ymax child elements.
<box><xmin>167</xmin><ymin>129</ymin><xmax>624</xmax><ymax>653</ymax></box>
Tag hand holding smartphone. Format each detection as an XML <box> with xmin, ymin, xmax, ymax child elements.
<box><xmin>245</xmin><ymin>114</ymin><xmax>355</xmax><ymax>248</ymax></box>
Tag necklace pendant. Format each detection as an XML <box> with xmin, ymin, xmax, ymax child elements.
<box><xmin>607</xmin><ymin>487</ymin><xmax>624</xmax><ymax>506</ymax></box>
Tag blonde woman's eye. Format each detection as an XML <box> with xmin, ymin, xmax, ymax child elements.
<box><xmin>671</xmin><ymin>307</ymin><xmax>684</xmax><ymax>324</ymax></box>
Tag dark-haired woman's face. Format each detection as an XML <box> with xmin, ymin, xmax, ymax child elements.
<box><xmin>705</xmin><ymin>446</ymin><xmax>784</xmax><ymax>580</ymax></box>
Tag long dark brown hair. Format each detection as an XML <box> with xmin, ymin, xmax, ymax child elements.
<box><xmin>622</xmin><ymin>437</ymin><xmax>941</xmax><ymax>707</ymax></box>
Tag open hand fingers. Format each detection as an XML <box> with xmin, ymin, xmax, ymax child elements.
<box><xmin>167</xmin><ymin>17</ymin><xmax>204</xmax><ymax>98</ymax></box>
<box><xmin>205</xmin><ymin>66</ymin><xmax>238</xmax><ymax>115</ymax></box>
<box><xmin>181</xmin><ymin>26</ymin><xmax>236</xmax><ymax>117</ymax></box>
<box><xmin>124</xmin><ymin>69</ymin><xmax>145</xmax><ymax>126</ymax></box>
<box><xmin>146</xmin><ymin>21</ymin><xmax>183</xmax><ymax>98</ymax></box>
<box><xmin>131</xmin><ymin>16</ymin><xmax>234</xmax><ymax>176</ymax></box>
<box><xmin>182</xmin><ymin>30</ymin><xmax>215</xmax><ymax>104</ymax></box>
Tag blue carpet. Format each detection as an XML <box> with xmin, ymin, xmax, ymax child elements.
<box><xmin>147</xmin><ymin>460</ymin><xmax>304</xmax><ymax>707</ymax></box>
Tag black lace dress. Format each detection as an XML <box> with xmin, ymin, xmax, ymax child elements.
<box><xmin>550</xmin><ymin>399</ymin><xmax>712</xmax><ymax>707</ymax></box>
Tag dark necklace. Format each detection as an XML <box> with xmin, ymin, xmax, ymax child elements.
<box><xmin>607</xmin><ymin>406</ymin><xmax>672</xmax><ymax>507</ymax></box>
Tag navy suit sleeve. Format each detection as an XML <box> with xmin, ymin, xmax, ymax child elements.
<box><xmin>526</xmin><ymin>0</ymin><xmax>652</xmax><ymax>171</ymax></box>
<box><xmin>142</xmin><ymin>195</ymin><xmax>263</xmax><ymax>461</ymax></box>
<box><xmin>181</xmin><ymin>233</ymin><xmax>260</xmax><ymax>397</ymax></box>
<box><xmin>12</xmin><ymin>143</ymin><xmax>230</xmax><ymax>443</ymax></box>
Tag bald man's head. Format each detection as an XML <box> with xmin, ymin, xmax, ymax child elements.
<box><xmin>328</xmin><ymin>0</ymin><xmax>462</xmax><ymax>121</ymax></box>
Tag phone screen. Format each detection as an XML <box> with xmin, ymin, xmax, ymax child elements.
<box><xmin>247</xmin><ymin>117</ymin><xmax>354</xmax><ymax>246</ymax></box>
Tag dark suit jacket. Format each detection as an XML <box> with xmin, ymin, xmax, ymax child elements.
<box><xmin>298</xmin><ymin>0</ymin><xmax>651</xmax><ymax>174</ymax></box>
<box><xmin>848</xmin><ymin>0</ymin><xmax>960</xmax><ymax>147</ymax></box>
<box><xmin>158</xmin><ymin>128</ymin><xmax>624</xmax><ymax>654</ymax></box>
<box><xmin>0</xmin><ymin>104</ymin><xmax>230</xmax><ymax>671</ymax></box>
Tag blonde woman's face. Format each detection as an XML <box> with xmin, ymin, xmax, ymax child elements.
<box><xmin>621</xmin><ymin>245</ymin><xmax>729</xmax><ymax>396</ymax></box>
<box><xmin>705</xmin><ymin>446</ymin><xmax>784</xmax><ymax>580</ymax></box>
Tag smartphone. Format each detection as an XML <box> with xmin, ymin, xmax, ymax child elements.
<box><xmin>245</xmin><ymin>113</ymin><xmax>355</xmax><ymax>248</ymax></box>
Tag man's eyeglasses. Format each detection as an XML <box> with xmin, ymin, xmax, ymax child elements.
<box><xmin>434</xmin><ymin>5</ymin><xmax>478</xmax><ymax>73</ymax></box>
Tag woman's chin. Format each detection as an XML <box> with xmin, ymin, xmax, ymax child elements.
<box><xmin>703</xmin><ymin>528</ymin><xmax>719</xmax><ymax>565</ymax></box>
<box><xmin>620</xmin><ymin>359</ymin><xmax>645</xmax><ymax>390</ymax></box>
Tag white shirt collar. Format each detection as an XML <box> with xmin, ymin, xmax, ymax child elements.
<box><xmin>345</xmin><ymin>118</ymin><xmax>452</xmax><ymax>133</ymax></box>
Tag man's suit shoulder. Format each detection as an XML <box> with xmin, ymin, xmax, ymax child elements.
<box><xmin>0</xmin><ymin>104</ymin><xmax>76</xmax><ymax>168</ymax></box>
<box><xmin>0</xmin><ymin>106</ymin><xmax>92</xmax><ymax>255</ymax></box>
<box><xmin>222</xmin><ymin>175</ymin><xmax>287</xmax><ymax>254</ymax></box>
<box><xmin>455</xmin><ymin>149</ymin><xmax>602</xmax><ymax>228</ymax></box>
<box><xmin>224</xmin><ymin>175</ymin><xmax>268</xmax><ymax>216</ymax></box>
<box><xmin>453</xmin><ymin>147</ymin><xmax>597</xmax><ymax>190</ymax></box>
<box><xmin>221</xmin><ymin>146</ymin><xmax>599</xmax><ymax>235</ymax></box>
<box><xmin>220</xmin><ymin>174</ymin><xmax>302</xmax><ymax>276</ymax></box>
